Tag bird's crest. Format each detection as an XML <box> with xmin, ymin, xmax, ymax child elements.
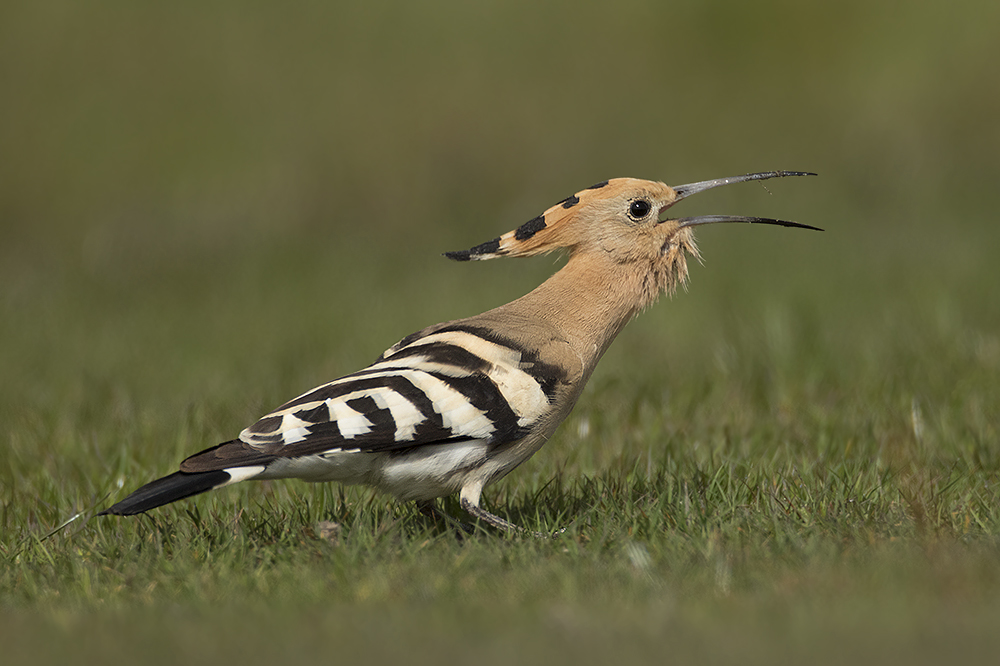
<box><xmin>445</xmin><ymin>179</ymin><xmax>641</xmax><ymax>261</ymax></box>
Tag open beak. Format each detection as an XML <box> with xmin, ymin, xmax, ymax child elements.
<box><xmin>663</xmin><ymin>171</ymin><xmax>822</xmax><ymax>232</ymax></box>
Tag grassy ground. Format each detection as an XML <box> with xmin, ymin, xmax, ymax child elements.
<box><xmin>3</xmin><ymin>1</ymin><xmax>1000</xmax><ymax>664</ymax></box>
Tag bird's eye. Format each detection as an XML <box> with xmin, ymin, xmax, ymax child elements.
<box><xmin>628</xmin><ymin>199</ymin><xmax>652</xmax><ymax>221</ymax></box>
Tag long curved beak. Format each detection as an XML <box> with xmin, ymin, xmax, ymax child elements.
<box><xmin>668</xmin><ymin>171</ymin><xmax>822</xmax><ymax>232</ymax></box>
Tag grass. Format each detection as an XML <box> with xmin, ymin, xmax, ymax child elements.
<box><xmin>4</xmin><ymin>227</ymin><xmax>999</xmax><ymax>663</ymax></box>
<box><xmin>3</xmin><ymin>1</ymin><xmax>1000</xmax><ymax>664</ymax></box>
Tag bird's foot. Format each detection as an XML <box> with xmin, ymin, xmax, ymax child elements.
<box><xmin>415</xmin><ymin>499</ymin><xmax>473</xmax><ymax>534</ymax></box>
<box><xmin>459</xmin><ymin>497</ymin><xmax>561</xmax><ymax>539</ymax></box>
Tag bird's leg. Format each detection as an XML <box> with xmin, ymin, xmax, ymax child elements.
<box><xmin>459</xmin><ymin>496</ymin><xmax>519</xmax><ymax>532</ymax></box>
<box><xmin>415</xmin><ymin>498</ymin><xmax>439</xmax><ymax>519</ymax></box>
<box><xmin>459</xmin><ymin>496</ymin><xmax>556</xmax><ymax>539</ymax></box>
<box><xmin>415</xmin><ymin>499</ymin><xmax>473</xmax><ymax>534</ymax></box>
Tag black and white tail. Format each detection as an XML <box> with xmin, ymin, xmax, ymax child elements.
<box><xmin>99</xmin><ymin>469</ymin><xmax>232</xmax><ymax>515</ymax></box>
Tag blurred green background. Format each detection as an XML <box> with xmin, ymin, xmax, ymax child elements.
<box><xmin>3</xmin><ymin>0</ymin><xmax>997</xmax><ymax>417</ymax></box>
<box><xmin>2</xmin><ymin>0</ymin><xmax>999</xmax><ymax>663</ymax></box>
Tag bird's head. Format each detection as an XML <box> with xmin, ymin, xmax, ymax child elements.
<box><xmin>447</xmin><ymin>171</ymin><xmax>818</xmax><ymax>256</ymax></box>
<box><xmin>445</xmin><ymin>171</ymin><xmax>820</xmax><ymax>296</ymax></box>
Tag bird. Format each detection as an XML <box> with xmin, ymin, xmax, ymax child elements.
<box><xmin>99</xmin><ymin>170</ymin><xmax>819</xmax><ymax>533</ymax></box>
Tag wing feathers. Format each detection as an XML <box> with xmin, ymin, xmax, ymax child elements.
<box><xmin>237</xmin><ymin>332</ymin><xmax>554</xmax><ymax>458</ymax></box>
<box><xmin>179</xmin><ymin>439</ymin><xmax>278</xmax><ymax>472</ymax></box>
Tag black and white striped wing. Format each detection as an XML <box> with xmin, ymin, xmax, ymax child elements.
<box><xmin>237</xmin><ymin>326</ymin><xmax>557</xmax><ymax>459</ymax></box>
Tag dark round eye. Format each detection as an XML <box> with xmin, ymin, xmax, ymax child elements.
<box><xmin>628</xmin><ymin>199</ymin><xmax>652</xmax><ymax>220</ymax></box>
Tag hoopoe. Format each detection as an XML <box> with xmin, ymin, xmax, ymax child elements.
<box><xmin>100</xmin><ymin>171</ymin><xmax>818</xmax><ymax>533</ymax></box>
